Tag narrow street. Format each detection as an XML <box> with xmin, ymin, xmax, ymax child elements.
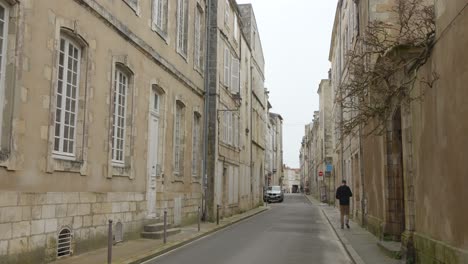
<box><xmin>145</xmin><ymin>194</ymin><xmax>352</xmax><ymax>264</ymax></box>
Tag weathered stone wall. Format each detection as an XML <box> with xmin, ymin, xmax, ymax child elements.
<box><xmin>0</xmin><ymin>191</ymin><xmax>145</xmax><ymax>263</ymax></box>
<box><xmin>408</xmin><ymin>1</ymin><xmax>468</xmax><ymax>262</ymax></box>
<box><xmin>0</xmin><ymin>0</ymin><xmax>206</xmax><ymax>262</ymax></box>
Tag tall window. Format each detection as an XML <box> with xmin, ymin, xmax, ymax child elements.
<box><xmin>194</xmin><ymin>5</ymin><xmax>204</xmax><ymax>70</ymax></box>
<box><xmin>174</xmin><ymin>101</ymin><xmax>185</xmax><ymax>174</ymax></box>
<box><xmin>176</xmin><ymin>0</ymin><xmax>189</xmax><ymax>57</ymax></box>
<box><xmin>54</xmin><ymin>36</ymin><xmax>81</xmax><ymax>157</ymax></box>
<box><xmin>192</xmin><ymin>113</ymin><xmax>201</xmax><ymax>176</ymax></box>
<box><xmin>223</xmin><ymin>46</ymin><xmax>230</xmax><ymax>87</ymax></box>
<box><xmin>0</xmin><ymin>2</ymin><xmax>8</xmax><ymax>141</ymax></box>
<box><xmin>224</xmin><ymin>0</ymin><xmax>230</xmax><ymax>27</ymax></box>
<box><xmin>234</xmin><ymin>15</ymin><xmax>239</xmax><ymax>42</ymax></box>
<box><xmin>152</xmin><ymin>0</ymin><xmax>168</xmax><ymax>35</ymax></box>
<box><xmin>112</xmin><ymin>68</ymin><xmax>129</xmax><ymax>163</ymax></box>
<box><xmin>231</xmin><ymin>57</ymin><xmax>239</xmax><ymax>93</ymax></box>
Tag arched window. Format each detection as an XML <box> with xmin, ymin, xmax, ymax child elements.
<box><xmin>112</xmin><ymin>66</ymin><xmax>131</xmax><ymax>164</ymax></box>
<box><xmin>192</xmin><ymin>112</ymin><xmax>201</xmax><ymax>176</ymax></box>
<box><xmin>57</xmin><ymin>227</ymin><xmax>72</xmax><ymax>257</ymax></box>
<box><xmin>53</xmin><ymin>35</ymin><xmax>82</xmax><ymax>157</ymax></box>
<box><xmin>174</xmin><ymin>100</ymin><xmax>185</xmax><ymax>175</ymax></box>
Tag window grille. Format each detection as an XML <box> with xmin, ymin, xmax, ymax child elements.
<box><xmin>57</xmin><ymin>228</ymin><xmax>72</xmax><ymax>258</ymax></box>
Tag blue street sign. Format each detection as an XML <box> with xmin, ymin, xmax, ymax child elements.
<box><xmin>326</xmin><ymin>164</ymin><xmax>333</xmax><ymax>172</ymax></box>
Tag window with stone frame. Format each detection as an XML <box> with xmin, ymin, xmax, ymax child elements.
<box><xmin>53</xmin><ymin>34</ymin><xmax>83</xmax><ymax>160</ymax></box>
<box><xmin>194</xmin><ymin>4</ymin><xmax>204</xmax><ymax>71</ymax></box>
<box><xmin>107</xmin><ymin>59</ymin><xmax>135</xmax><ymax>178</ymax></box>
<box><xmin>174</xmin><ymin>100</ymin><xmax>185</xmax><ymax>175</ymax></box>
<box><xmin>176</xmin><ymin>0</ymin><xmax>189</xmax><ymax>58</ymax></box>
<box><xmin>111</xmin><ymin>67</ymin><xmax>130</xmax><ymax>164</ymax></box>
<box><xmin>192</xmin><ymin>112</ymin><xmax>201</xmax><ymax>177</ymax></box>
<box><xmin>152</xmin><ymin>0</ymin><xmax>168</xmax><ymax>38</ymax></box>
<box><xmin>224</xmin><ymin>0</ymin><xmax>230</xmax><ymax>29</ymax></box>
<box><xmin>0</xmin><ymin>1</ymin><xmax>9</xmax><ymax>154</ymax></box>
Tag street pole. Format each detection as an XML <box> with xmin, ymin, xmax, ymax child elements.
<box><xmin>107</xmin><ymin>220</ymin><xmax>112</xmax><ymax>264</ymax></box>
<box><xmin>163</xmin><ymin>210</ymin><xmax>167</xmax><ymax>244</ymax></box>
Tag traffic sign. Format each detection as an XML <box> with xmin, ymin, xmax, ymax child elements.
<box><xmin>319</xmin><ymin>171</ymin><xmax>323</xmax><ymax>177</ymax></box>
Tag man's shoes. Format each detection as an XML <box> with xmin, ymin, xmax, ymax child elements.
<box><xmin>346</xmin><ymin>223</ymin><xmax>350</xmax><ymax>229</ymax></box>
<box><xmin>341</xmin><ymin>225</ymin><xmax>344</xmax><ymax>229</ymax></box>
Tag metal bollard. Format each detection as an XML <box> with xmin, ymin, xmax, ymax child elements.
<box><xmin>216</xmin><ymin>205</ymin><xmax>220</xmax><ymax>225</ymax></box>
<box><xmin>107</xmin><ymin>219</ymin><xmax>113</xmax><ymax>264</ymax></box>
<box><xmin>197</xmin><ymin>206</ymin><xmax>201</xmax><ymax>232</ymax></box>
<box><xmin>163</xmin><ymin>210</ymin><xmax>167</xmax><ymax>244</ymax></box>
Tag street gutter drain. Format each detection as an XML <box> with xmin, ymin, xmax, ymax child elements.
<box><xmin>57</xmin><ymin>227</ymin><xmax>72</xmax><ymax>257</ymax></box>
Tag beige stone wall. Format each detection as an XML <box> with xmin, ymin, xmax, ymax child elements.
<box><xmin>0</xmin><ymin>0</ymin><xmax>206</xmax><ymax>262</ymax></box>
<box><xmin>409</xmin><ymin>0</ymin><xmax>468</xmax><ymax>259</ymax></box>
<box><xmin>0</xmin><ymin>191</ymin><xmax>146</xmax><ymax>263</ymax></box>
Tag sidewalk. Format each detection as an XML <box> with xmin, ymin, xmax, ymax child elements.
<box><xmin>53</xmin><ymin>206</ymin><xmax>269</xmax><ymax>264</ymax></box>
<box><xmin>306</xmin><ymin>195</ymin><xmax>402</xmax><ymax>264</ymax></box>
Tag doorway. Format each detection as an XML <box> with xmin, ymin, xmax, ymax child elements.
<box><xmin>386</xmin><ymin>108</ymin><xmax>405</xmax><ymax>240</ymax></box>
<box><xmin>146</xmin><ymin>91</ymin><xmax>160</xmax><ymax>218</ymax></box>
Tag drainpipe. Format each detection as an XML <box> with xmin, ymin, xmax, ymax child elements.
<box><xmin>249</xmin><ymin>64</ymin><xmax>254</xmax><ymax>208</ymax></box>
<box><xmin>201</xmin><ymin>0</ymin><xmax>212</xmax><ymax>221</ymax></box>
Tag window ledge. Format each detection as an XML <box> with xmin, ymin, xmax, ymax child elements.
<box><xmin>177</xmin><ymin>49</ymin><xmax>188</xmax><ymax>62</ymax></box>
<box><xmin>151</xmin><ymin>24</ymin><xmax>169</xmax><ymax>44</ymax></box>
<box><xmin>219</xmin><ymin>142</ymin><xmax>240</xmax><ymax>152</ymax></box>
<box><xmin>112</xmin><ymin>165</ymin><xmax>132</xmax><ymax>178</ymax></box>
<box><xmin>52</xmin><ymin>158</ymin><xmax>85</xmax><ymax>175</ymax></box>
<box><xmin>194</xmin><ymin>66</ymin><xmax>204</xmax><ymax>77</ymax></box>
<box><xmin>172</xmin><ymin>179</ymin><xmax>184</xmax><ymax>184</ymax></box>
<box><xmin>122</xmin><ymin>0</ymin><xmax>141</xmax><ymax>16</ymax></box>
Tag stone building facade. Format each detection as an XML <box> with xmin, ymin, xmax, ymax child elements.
<box><xmin>321</xmin><ymin>0</ymin><xmax>468</xmax><ymax>263</ymax></box>
<box><xmin>203</xmin><ymin>1</ymin><xmax>271</xmax><ymax>220</ymax></box>
<box><xmin>265</xmin><ymin>112</ymin><xmax>283</xmax><ymax>187</ymax></box>
<box><xmin>283</xmin><ymin>166</ymin><xmax>300</xmax><ymax>194</ymax></box>
<box><xmin>0</xmin><ymin>0</ymin><xmax>276</xmax><ymax>263</ymax></box>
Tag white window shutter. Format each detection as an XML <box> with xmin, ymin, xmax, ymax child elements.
<box><xmin>224</xmin><ymin>47</ymin><xmax>230</xmax><ymax>86</ymax></box>
<box><xmin>231</xmin><ymin>57</ymin><xmax>239</xmax><ymax>93</ymax></box>
<box><xmin>194</xmin><ymin>9</ymin><xmax>201</xmax><ymax>67</ymax></box>
<box><xmin>234</xmin><ymin>16</ymin><xmax>238</xmax><ymax>41</ymax></box>
<box><xmin>225</xmin><ymin>111</ymin><xmax>229</xmax><ymax>143</ymax></box>
<box><xmin>234</xmin><ymin>115</ymin><xmax>238</xmax><ymax>147</ymax></box>
<box><xmin>228</xmin><ymin>112</ymin><xmax>233</xmax><ymax>145</ymax></box>
<box><xmin>225</xmin><ymin>0</ymin><xmax>230</xmax><ymax>26</ymax></box>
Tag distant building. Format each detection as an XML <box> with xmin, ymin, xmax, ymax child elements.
<box><xmin>283</xmin><ymin>166</ymin><xmax>301</xmax><ymax>193</ymax></box>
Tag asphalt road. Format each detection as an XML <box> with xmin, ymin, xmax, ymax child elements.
<box><xmin>145</xmin><ymin>194</ymin><xmax>352</xmax><ymax>264</ymax></box>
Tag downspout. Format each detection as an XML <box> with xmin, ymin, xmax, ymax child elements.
<box><xmin>249</xmin><ymin>64</ymin><xmax>254</xmax><ymax>208</ymax></box>
<box><xmin>201</xmin><ymin>0</ymin><xmax>212</xmax><ymax>221</ymax></box>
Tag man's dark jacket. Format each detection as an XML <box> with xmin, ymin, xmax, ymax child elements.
<box><xmin>336</xmin><ymin>185</ymin><xmax>353</xmax><ymax>205</ymax></box>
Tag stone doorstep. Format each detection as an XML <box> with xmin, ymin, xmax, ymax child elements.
<box><xmin>143</xmin><ymin>223</ymin><xmax>171</xmax><ymax>233</ymax></box>
<box><xmin>377</xmin><ymin>238</ymin><xmax>403</xmax><ymax>260</ymax></box>
<box><xmin>140</xmin><ymin>228</ymin><xmax>181</xmax><ymax>239</ymax></box>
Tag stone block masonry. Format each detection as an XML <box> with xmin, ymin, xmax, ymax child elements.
<box><xmin>0</xmin><ymin>191</ymin><xmax>146</xmax><ymax>264</ymax></box>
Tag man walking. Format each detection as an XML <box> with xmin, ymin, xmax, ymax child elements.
<box><xmin>336</xmin><ymin>180</ymin><xmax>353</xmax><ymax>229</ymax></box>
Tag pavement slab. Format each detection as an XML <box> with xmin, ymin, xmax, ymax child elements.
<box><xmin>306</xmin><ymin>195</ymin><xmax>403</xmax><ymax>264</ymax></box>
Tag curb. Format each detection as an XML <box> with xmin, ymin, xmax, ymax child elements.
<box><xmin>122</xmin><ymin>207</ymin><xmax>270</xmax><ymax>264</ymax></box>
<box><xmin>304</xmin><ymin>195</ymin><xmax>365</xmax><ymax>264</ymax></box>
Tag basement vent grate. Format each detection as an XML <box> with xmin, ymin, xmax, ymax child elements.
<box><xmin>57</xmin><ymin>228</ymin><xmax>72</xmax><ymax>258</ymax></box>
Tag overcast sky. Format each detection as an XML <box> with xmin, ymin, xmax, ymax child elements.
<box><xmin>237</xmin><ymin>0</ymin><xmax>337</xmax><ymax>168</ymax></box>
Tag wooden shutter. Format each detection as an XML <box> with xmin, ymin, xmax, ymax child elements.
<box><xmin>231</xmin><ymin>57</ymin><xmax>240</xmax><ymax>93</ymax></box>
<box><xmin>224</xmin><ymin>46</ymin><xmax>230</xmax><ymax>86</ymax></box>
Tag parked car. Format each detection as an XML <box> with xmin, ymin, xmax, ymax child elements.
<box><xmin>264</xmin><ymin>186</ymin><xmax>284</xmax><ymax>203</ymax></box>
